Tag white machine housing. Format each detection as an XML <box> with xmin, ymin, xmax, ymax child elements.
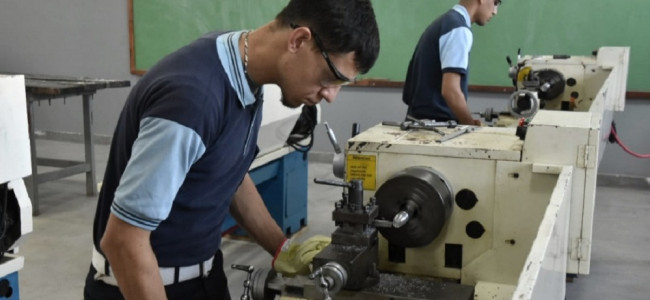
<box><xmin>258</xmin><ymin>84</ymin><xmax>305</xmax><ymax>157</ymax></box>
<box><xmin>0</xmin><ymin>74</ymin><xmax>34</xmax><ymax>277</ymax></box>
<box><xmin>344</xmin><ymin>47</ymin><xmax>629</xmax><ymax>299</ymax></box>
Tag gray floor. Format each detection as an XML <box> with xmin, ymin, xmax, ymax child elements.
<box><xmin>14</xmin><ymin>139</ymin><xmax>650</xmax><ymax>299</ymax></box>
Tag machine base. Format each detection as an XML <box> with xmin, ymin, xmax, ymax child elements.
<box><xmin>335</xmin><ymin>273</ymin><xmax>474</xmax><ymax>300</ymax></box>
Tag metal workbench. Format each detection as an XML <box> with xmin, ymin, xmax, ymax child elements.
<box><xmin>19</xmin><ymin>74</ymin><xmax>130</xmax><ymax>215</ymax></box>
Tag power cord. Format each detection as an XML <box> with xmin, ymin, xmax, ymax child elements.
<box><xmin>609</xmin><ymin>121</ymin><xmax>650</xmax><ymax>158</ymax></box>
<box><xmin>0</xmin><ymin>184</ymin><xmax>8</xmax><ymax>259</ymax></box>
<box><xmin>286</xmin><ymin>105</ymin><xmax>318</xmax><ymax>159</ymax></box>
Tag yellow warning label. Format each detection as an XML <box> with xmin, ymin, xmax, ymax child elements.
<box><xmin>346</xmin><ymin>154</ymin><xmax>376</xmax><ymax>190</ymax></box>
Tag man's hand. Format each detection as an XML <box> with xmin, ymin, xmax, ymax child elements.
<box><xmin>272</xmin><ymin>235</ymin><xmax>331</xmax><ymax>276</ymax></box>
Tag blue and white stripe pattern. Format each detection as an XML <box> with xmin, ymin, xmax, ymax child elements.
<box><xmin>440</xmin><ymin>5</ymin><xmax>473</xmax><ymax>72</ymax></box>
<box><xmin>111</xmin><ymin>117</ymin><xmax>206</xmax><ymax>230</ymax></box>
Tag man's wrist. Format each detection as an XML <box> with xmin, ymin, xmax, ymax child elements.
<box><xmin>272</xmin><ymin>237</ymin><xmax>290</xmax><ymax>268</ymax></box>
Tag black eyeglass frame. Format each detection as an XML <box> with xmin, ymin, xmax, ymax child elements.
<box><xmin>290</xmin><ymin>23</ymin><xmax>352</xmax><ymax>84</ymax></box>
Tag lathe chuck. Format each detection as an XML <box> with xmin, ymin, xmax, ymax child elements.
<box><xmin>375</xmin><ymin>167</ymin><xmax>453</xmax><ymax>247</ymax></box>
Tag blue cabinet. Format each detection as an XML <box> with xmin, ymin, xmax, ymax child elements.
<box><xmin>0</xmin><ymin>272</ymin><xmax>19</xmax><ymax>300</ymax></box>
<box><xmin>222</xmin><ymin>151</ymin><xmax>308</xmax><ymax>236</ymax></box>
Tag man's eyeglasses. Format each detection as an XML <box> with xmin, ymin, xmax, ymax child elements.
<box><xmin>290</xmin><ymin>23</ymin><xmax>352</xmax><ymax>86</ymax></box>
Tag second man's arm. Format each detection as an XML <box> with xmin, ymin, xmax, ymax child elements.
<box><xmin>441</xmin><ymin>72</ymin><xmax>481</xmax><ymax>125</ymax></box>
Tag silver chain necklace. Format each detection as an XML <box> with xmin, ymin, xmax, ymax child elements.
<box><xmin>244</xmin><ymin>31</ymin><xmax>250</xmax><ymax>73</ymax></box>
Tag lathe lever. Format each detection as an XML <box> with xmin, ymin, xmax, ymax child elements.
<box><xmin>309</xmin><ymin>267</ymin><xmax>332</xmax><ymax>300</ymax></box>
<box><xmin>382</xmin><ymin>119</ymin><xmax>457</xmax><ymax>131</ymax></box>
<box><xmin>308</xmin><ymin>262</ymin><xmax>347</xmax><ymax>300</ymax></box>
<box><xmin>436</xmin><ymin>126</ymin><xmax>477</xmax><ymax>143</ymax></box>
<box><xmin>392</xmin><ymin>211</ymin><xmax>410</xmax><ymax>228</ymax></box>
<box><xmin>231</xmin><ymin>264</ymin><xmax>255</xmax><ymax>300</ymax></box>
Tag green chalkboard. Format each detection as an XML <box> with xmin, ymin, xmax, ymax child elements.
<box><xmin>131</xmin><ymin>0</ymin><xmax>288</xmax><ymax>71</ymax></box>
<box><xmin>130</xmin><ymin>0</ymin><xmax>649</xmax><ymax>92</ymax></box>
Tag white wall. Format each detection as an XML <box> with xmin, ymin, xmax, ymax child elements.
<box><xmin>1</xmin><ymin>0</ymin><xmax>648</xmax><ymax>178</ymax></box>
<box><xmin>0</xmin><ymin>0</ymin><xmax>137</xmax><ymax>136</ymax></box>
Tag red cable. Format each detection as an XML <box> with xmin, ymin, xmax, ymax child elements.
<box><xmin>611</xmin><ymin>127</ymin><xmax>650</xmax><ymax>158</ymax></box>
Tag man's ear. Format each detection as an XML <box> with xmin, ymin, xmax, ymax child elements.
<box><xmin>287</xmin><ymin>26</ymin><xmax>312</xmax><ymax>53</ymax></box>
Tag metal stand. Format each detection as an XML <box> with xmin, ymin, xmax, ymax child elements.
<box><xmin>18</xmin><ymin>74</ymin><xmax>130</xmax><ymax>215</ymax></box>
<box><xmin>26</xmin><ymin>93</ymin><xmax>98</xmax><ymax>215</ymax></box>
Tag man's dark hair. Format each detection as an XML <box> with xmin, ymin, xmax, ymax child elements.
<box><xmin>276</xmin><ymin>0</ymin><xmax>380</xmax><ymax>74</ymax></box>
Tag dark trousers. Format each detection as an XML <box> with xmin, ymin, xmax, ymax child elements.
<box><xmin>83</xmin><ymin>250</ymin><xmax>231</xmax><ymax>300</ymax></box>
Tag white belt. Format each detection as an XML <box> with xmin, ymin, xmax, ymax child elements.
<box><xmin>92</xmin><ymin>247</ymin><xmax>214</xmax><ymax>286</ymax></box>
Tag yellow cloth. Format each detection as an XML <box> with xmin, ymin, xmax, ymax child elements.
<box><xmin>273</xmin><ymin>235</ymin><xmax>331</xmax><ymax>276</ymax></box>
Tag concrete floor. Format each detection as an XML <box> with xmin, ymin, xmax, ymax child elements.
<box><xmin>14</xmin><ymin>139</ymin><xmax>650</xmax><ymax>299</ymax></box>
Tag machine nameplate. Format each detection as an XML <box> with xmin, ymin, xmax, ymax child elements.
<box><xmin>346</xmin><ymin>154</ymin><xmax>377</xmax><ymax>190</ymax></box>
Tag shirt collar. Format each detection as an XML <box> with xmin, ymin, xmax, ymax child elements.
<box><xmin>216</xmin><ymin>31</ymin><xmax>261</xmax><ymax>107</ymax></box>
<box><xmin>452</xmin><ymin>4</ymin><xmax>472</xmax><ymax>27</ymax></box>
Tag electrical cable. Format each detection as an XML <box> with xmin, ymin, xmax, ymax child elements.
<box><xmin>0</xmin><ymin>184</ymin><xmax>7</xmax><ymax>259</ymax></box>
<box><xmin>286</xmin><ymin>105</ymin><xmax>318</xmax><ymax>157</ymax></box>
<box><xmin>610</xmin><ymin>125</ymin><xmax>650</xmax><ymax>158</ymax></box>
<box><xmin>287</xmin><ymin>131</ymin><xmax>314</xmax><ymax>153</ymax></box>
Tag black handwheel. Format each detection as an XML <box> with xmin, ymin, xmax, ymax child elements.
<box><xmin>375</xmin><ymin>167</ymin><xmax>453</xmax><ymax>247</ymax></box>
